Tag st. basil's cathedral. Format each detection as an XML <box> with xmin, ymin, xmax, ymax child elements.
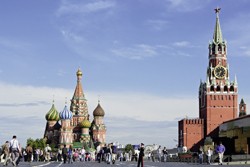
<box><xmin>43</xmin><ymin>69</ymin><xmax>106</xmax><ymax>150</ymax></box>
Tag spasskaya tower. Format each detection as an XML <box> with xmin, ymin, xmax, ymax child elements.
<box><xmin>179</xmin><ymin>8</ymin><xmax>239</xmax><ymax>151</ymax></box>
<box><xmin>199</xmin><ymin>8</ymin><xmax>238</xmax><ymax>137</ymax></box>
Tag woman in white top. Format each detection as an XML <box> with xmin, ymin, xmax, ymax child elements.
<box><xmin>207</xmin><ymin>147</ymin><xmax>213</xmax><ymax>164</ymax></box>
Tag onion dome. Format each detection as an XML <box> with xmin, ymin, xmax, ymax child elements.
<box><xmin>93</xmin><ymin>102</ymin><xmax>105</xmax><ymax>117</ymax></box>
<box><xmin>80</xmin><ymin>119</ymin><xmax>91</xmax><ymax>128</ymax></box>
<box><xmin>45</xmin><ymin>104</ymin><xmax>60</xmax><ymax>121</ymax></box>
<box><xmin>59</xmin><ymin>105</ymin><xmax>73</xmax><ymax>120</ymax></box>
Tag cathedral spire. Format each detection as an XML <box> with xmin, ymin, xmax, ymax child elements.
<box><xmin>213</xmin><ymin>7</ymin><xmax>223</xmax><ymax>43</ymax></box>
<box><xmin>70</xmin><ymin>68</ymin><xmax>89</xmax><ymax>116</ymax></box>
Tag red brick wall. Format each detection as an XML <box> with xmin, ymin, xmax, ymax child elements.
<box><xmin>179</xmin><ymin>119</ymin><xmax>204</xmax><ymax>151</ymax></box>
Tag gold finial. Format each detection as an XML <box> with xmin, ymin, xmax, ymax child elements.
<box><xmin>76</xmin><ymin>68</ymin><xmax>83</xmax><ymax>76</ymax></box>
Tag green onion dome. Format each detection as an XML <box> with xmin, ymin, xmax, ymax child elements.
<box><xmin>80</xmin><ymin>119</ymin><xmax>91</xmax><ymax>128</ymax></box>
<box><xmin>45</xmin><ymin>104</ymin><xmax>60</xmax><ymax>121</ymax></box>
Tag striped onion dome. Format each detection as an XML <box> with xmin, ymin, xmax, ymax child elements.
<box><xmin>80</xmin><ymin>119</ymin><xmax>91</xmax><ymax>128</ymax></box>
<box><xmin>59</xmin><ymin>105</ymin><xmax>73</xmax><ymax>120</ymax></box>
<box><xmin>45</xmin><ymin>104</ymin><xmax>60</xmax><ymax>121</ymax></box>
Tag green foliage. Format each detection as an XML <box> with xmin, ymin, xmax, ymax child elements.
<box><xmin>26</xmin><ymin>138</ymin><xmax>46</xmax><ymax>150</ymax></box>
<box><xmin>124</xmin><ymin>144</ymin><xmax>133</xmax><ymax>153</ymax></box>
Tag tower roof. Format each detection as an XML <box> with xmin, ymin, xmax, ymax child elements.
<box><xmin>93</xmin><ymin>101</ymin><xmax>105</xmax><ymax>117</ymax></box>
<box><xmin>45</xmin><ymin>103</ymin><xmax>60</xmax><ymax>121</ymax></box>
<box><xmin>213</xmin><ymin>7</ymin><xmax>223</xmax><ymax>44</ymax></box>
<box><xmin>240</xmin><ymin>98</ymin><xmax>245</xmax><ymax>104</ymax></box>
<box><xmin>72</xmin><ymin>68</ymin><xmax>85</xmax><ymax>100</ymax></box>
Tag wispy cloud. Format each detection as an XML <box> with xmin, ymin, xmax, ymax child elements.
<box><xmin>111</xmin><ymin>44</ymin><xmax>157</xmax><ymax>60</ymax></box>
<box><xmin>0</xmin><ymin>101</ymin><xmax>49</xmax><ymax>107</ymax></box>
<box><xmin>56</xmin><ymin>0</ymin><xmax>116</xmax><ymax>16</ymax></box>
<box><xmin>165</xmin><ymin>0</ymin><xmax>210</xmax><ymax>12</ymax></box>
<box><xmin>111</xmin><ymin>42</ymin><xmax>196</xmax><ymax>60</ymax></box>
<box><xmin>146</xmin><ymin>19</ymin><xmax>169</xmax><ymax>31</ymax></box>
<box><xmin>173</xmin><ymin>41</ymin><xmax>191</xmax><ymax>47</ymax></box>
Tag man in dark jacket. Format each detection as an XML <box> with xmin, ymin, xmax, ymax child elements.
<box><xmin>62</xmin><ymin>145</ymin><xmax>68</xmax><ymax>164</ymax></box>
<box><xmin>137</xmin><ymin>143</ymin><xmax>144</xmax><ymax>167</ymax></box>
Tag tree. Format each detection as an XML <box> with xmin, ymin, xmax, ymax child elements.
<box><xmin>26</xmin><ymin>138</ymin><xmax>46</xmax><ymax>150</ymax></box>
<box><xmin>124</xmin><ymin>144</ymin><xmax>133</xmax><ymax>153</ymax></box>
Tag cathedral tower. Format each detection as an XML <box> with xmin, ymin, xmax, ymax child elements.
<box><xmin>91</xmin><ymin>101</ymin><xmax>106</xmax><ymax>144</ymax></box>
<box><xmin>199</xmin><ymin>8</ymin><xmax>238</xmax><ymax>137</ymax></box>
<box><xmin>70</xmin><ymin>68</ymin><xmax>89</xmax><ymax>141</ymax></box>
<box><xmin>59</xmin><ymin>105</ymin><xmax>73</xmax><ymax>148</ymax></box>
<box><xmin>44</xmin><ymin>102</ymin><xmax>60</xmax><ymax>145</ymax></box>
<box><xmin>239</xmin><ymin>99</ymin><xmax>246</xmax><ymax>117</ymax></box>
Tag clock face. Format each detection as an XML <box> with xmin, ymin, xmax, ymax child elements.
<box><xmin>214</xmin><ymin>65</ymin><xmax>227</xmax><ymax>79</ymax></box>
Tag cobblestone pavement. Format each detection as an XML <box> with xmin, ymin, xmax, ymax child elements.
<box><xmin>1</xmin><ymin>160</ymin><xmax>250</xmax><ymax>167</ymax></box>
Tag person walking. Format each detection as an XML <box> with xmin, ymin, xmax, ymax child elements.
<box><xmin>62</xmin><ymin>144</ymin><xmax>68</xmax><ymax>164</ymax></box>
<box><xmin>26</xmin><ymin>144</ymin><xmax>33</xmax><ymax>162</ymax></box>
<box><xmin>80</xmin><ymin>147</ymin><xmax>85</xmax><ymax>161</ymax></box>
<box><xmin>216</xmin><ymin>142</ymin><xmax>225</xmax><ymax>165</ymax></box>
<box><xmin>137</xmin><ymin>143</ymin><xmax>144</xmax><ymax>167</ymax></box>
<box><xmin>2</xmin><ymin>141</ymin><xmax>11</xmax><ymax>166</ymax></box>
<box><xmin>111</xmin><ymin>143</ymin><xmax>117</xmax><ymax>164</ymax></box>
<box><xmin>68</xmin><ymin>145</ymin><xmax>73</xmax><ymax>164</ymax></box>
<box><xmin>162</xmin><ymin>147</ymin><xmax>168</xmax><ymax>162</ymax></box>
<box><xmin>198</xmin><ymin>146</ymin><xmax>204</xmax><ymax>164</ymax></box>
<box><xmin>44</xmin><ymin>144</ymin><xmax>52</xmax><ymax>162</ymax></box>
<box><xmin>106</xmin><ymin>144</ymin><xmax>112</xmax><ymax>164</ymax></box>
<box><xmin>207</xmin><ymin>147</ymin><xmax>213</xmax><ymax>164</ymax></box>
<box><xmin>9</xmin><ymin>135</ymin><xmax>20</xmax><ymax>166</ymax></box>
<box><xmin>156</xmin><ymin>145</ymin><xmax>162</xmax><ymax>162</ymax></box>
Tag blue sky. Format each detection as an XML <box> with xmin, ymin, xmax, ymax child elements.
<box><xmin>1</xmin><ymin>0</ymin><xmax>250</xmax><ymax>149</ymax></box>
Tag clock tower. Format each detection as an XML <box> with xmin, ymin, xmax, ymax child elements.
<box><xmin>199</xmin><ymin>8</ymin><xmax>238</xmax><ymax>137</ymax></box>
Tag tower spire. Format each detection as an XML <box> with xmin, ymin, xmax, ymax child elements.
<box><xmin>213</xmin><ymin>7</ymin><xmax>223</xmax><ymax>43</ymax></box>
<box><xmin>70</xmin><ymin>68</ymin><xmax>89</xmax><ymax>117</ymax></box>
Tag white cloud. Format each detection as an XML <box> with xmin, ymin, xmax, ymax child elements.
<box><xmin>173</xmin><ymin>41</ymin><xmax>190</xmax><ymax>47</ymax></box>
<box><xmin>0</xmin><ymin>82</ymin><xmax>198</xmax><ymax>148</ymax></box>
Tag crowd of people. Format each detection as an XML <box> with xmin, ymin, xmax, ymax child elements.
<box><xmin>0</xmin><ymin>137</ymin><xmax>165</xmax><ymax>167</ymax></box>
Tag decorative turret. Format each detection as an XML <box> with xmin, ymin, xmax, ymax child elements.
<box><xmin>91</xmin><ymin>101</ymin><xmax>106</xmax><ymax>144</ymax></box>
<box><xmin>239</xmin><ymin>98</ymin><xmax>247</xmax><ymax>117</ymax></box>
<box><xmin>59</xmin><ymin>104</ymin><xmax>73</xmax><ymax>147</ymax></box>
<box><xmin>44</xmin><ymin>101</ymin><xmax>61</xmax><ymax>145</ymax></box>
